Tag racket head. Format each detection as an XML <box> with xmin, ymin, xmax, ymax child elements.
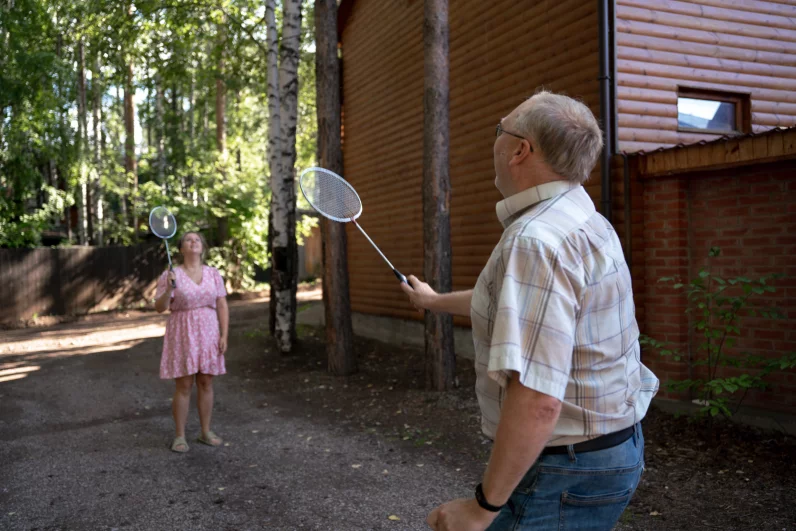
<box><xmin>299</xmin><ymin>167</ymin><xmax>363</xmax><ymax>223</ymax></box>
<box><xmin>149</xmin><ymin>206</ymin><xmax>178</xmax><ymax>239</ymax></box>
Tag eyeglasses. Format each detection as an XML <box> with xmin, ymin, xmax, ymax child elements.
<box><xmin>495</xmin><ymin>121</ymin><xmax>533</xmax><ymax>152</ymax></box>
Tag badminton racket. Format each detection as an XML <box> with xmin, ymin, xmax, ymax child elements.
<box><xmin>298</xmin><ymin>167</ymin><xmax>408</xmax><ymax>285</ymax></box>
<box><xmin>149</xmin><ymin>206</ymin><xmax>178</xmax><ymax>288</ymax></box>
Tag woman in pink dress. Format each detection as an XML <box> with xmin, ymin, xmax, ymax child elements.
<box><xmin>154</xmin><ymin>231</ymin><xmax>229</xmax><ymax>453</ymax></box>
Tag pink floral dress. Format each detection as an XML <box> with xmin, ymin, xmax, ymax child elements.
<box><xmin>156</xmin><ymin>265</ymin><xmax>227</xmax><ymax>379</ymax></box>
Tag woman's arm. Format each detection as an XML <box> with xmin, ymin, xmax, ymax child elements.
<box><xmin>154</xmin><ymin>270</ymin><xmax>176</xmax><ymax>313</ymax></box>
<box><xmin>217</xmin><ymin>296</ymin><xmax>229</xmax><ymax>354</ymax></box>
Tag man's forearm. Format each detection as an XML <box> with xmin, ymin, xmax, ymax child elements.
<box><xmin>481</xmin><ymin>375</ymin><xmax>561</xmax><ymax>506</ymax></box>
<box><xmin>429</xmin><ymin>289</ymin><xmax>473</xmax><ymax>317</ymax></box>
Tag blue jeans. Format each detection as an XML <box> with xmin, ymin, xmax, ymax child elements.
<box><xmin>486</xmin><ymin>423</ymin><xmax>644</xmax><ymax>531</ymax></box>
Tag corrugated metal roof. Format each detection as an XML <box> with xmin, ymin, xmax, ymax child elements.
<box><xmin>625</xmin><ymin>126</ymin><xmax>796</xmax><ymax>158</ymax></box>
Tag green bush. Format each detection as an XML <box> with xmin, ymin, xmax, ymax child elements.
<box><xmin>640</xmin><ymin>247</ymin><xmax>796</xmax><ymax>418</ymax></box>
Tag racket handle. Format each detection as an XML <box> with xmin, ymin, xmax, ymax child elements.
<box><xmin>169</xmin><ymin>264</ymin><xmax>176</xmax><ymax>288</ymax></box>
<box><xmin>393</xmin><ymin>269</ymin><xmax>408</xmax><ymax>285</ymax></box>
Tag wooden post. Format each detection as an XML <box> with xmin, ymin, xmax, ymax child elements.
<box><xmin>423</xmin><ymin>0</ymin><xmax>455</xmax><ymax>390</ymax></box>
<box><xmin>316</xmin><ymin>0</ymin><xmax>356</xmax><ymax>375</ymax></box>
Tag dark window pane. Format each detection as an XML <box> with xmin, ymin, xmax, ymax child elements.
<box><xmin>677</xmin><ymin>97</ymin><xmax>737</xmax><ymax>132</ymax></box>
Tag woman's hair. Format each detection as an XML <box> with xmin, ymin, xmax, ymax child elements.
<box><xmin>177</xmin><ymin>231</ymin><xmax>208</xmax><ymax>263</ymax></box>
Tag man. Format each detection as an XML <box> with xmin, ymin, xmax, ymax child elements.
<box><xmin>401</xmin><ymin>91</ymin><xmax>659</xmax><ymax>531</ymax></box>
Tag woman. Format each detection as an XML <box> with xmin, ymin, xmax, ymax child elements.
<box><xmin>154</xmin><ymin>231</ymin><xmax>229</xmax><ymax>453</ymax></box>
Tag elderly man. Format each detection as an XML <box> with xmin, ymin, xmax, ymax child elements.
<box><xmin>401</xmin><ymin>91</ymin><xmax>659</xmax><ymax>531</ymax></box>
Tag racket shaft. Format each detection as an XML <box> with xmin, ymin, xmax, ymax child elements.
<box><xmin>164</xmin><ymin>240</ymin><xmax>176</xmax><ymax>288</ymax></box>
<box><xmin>353</xmin><ymin>221</ymin><xmax>395</xmax><ymax>270</ymax></box>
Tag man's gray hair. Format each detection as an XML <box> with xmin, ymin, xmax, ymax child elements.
<box><xmin>514</xmin><ymin>90</ymin><xmax>603</xmax><ymax>184</ymax></box>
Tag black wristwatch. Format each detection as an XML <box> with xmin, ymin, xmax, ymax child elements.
<box><xmin>475</xmin><ymin>483</ymin><xmax>504</xmax><ymax>512</ymax></box>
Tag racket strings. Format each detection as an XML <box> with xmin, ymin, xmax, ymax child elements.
<box><xmin>149</xmin><ymin>207</ymin><xmax>177</xmax><ymax>239</ymax></box>
<box><xmin>302</xmin><ymin>170</ymin><xmax>361</xmax><ymax>221</ymax></box>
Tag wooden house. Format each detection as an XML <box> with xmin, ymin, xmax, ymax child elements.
<box><xmin>335</xmin><ymin>0</ymin><xmax>796</xmax><ymax>412</ymax></box>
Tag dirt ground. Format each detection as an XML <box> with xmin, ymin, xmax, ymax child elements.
<box><xmin>1</xmin><ymin>296</ymin><xmax>794</xmax><ymax>530</ymax></box>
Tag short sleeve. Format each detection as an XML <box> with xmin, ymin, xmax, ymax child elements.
<box><xmin>213</xmin><ymin>267</ymin><xmax>227</xmax><ymax>298</ymax></box>
<box><xmin>486</xmin><ymin>237</ymin><xmax>580</xmax><ymax>401</ymax></box>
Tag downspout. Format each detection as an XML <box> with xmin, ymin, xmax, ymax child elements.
<box><xmin>598</xmin><ymin>0</ymin><xmax>613</xmax><ymax>223</ymax></box>
<box><xmin>609</xmin><ymin>0</ymin><xmax>632</xmax><ymax>270</ymax></box>
<box><xmin>621</xmin><ymin>152</ymin><xmax>631</xmax><ymax>271</ymax></box>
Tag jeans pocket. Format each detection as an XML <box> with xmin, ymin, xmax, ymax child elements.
<box><xmin>559</xmin><ymin>488</ymin><xmax>634</xmax><ymax>531</ymax></box>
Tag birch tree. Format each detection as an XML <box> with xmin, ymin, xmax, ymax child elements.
<box><xmin>76</xmin><ymin>38</ymin><xmax>89</xmax><ymax>245</ymax></box>
<box><xmin>268</xmin><ymin>0</ymin><xmax>303</xmax><ymax>354</ymax></box>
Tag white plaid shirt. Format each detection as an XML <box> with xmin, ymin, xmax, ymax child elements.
<box><xmin>471</xmin><ymin>181</ymin><xmax>659</xmax><ymax>445</ymax></box>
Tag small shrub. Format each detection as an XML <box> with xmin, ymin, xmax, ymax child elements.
<box><xmin>640</xmin><ymin>247</ymin><xmax>796</xmax><ymax>419</ymax></box>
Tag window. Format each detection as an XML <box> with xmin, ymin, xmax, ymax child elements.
<box><xmin>677</xmin><ymin>88</ymin><xmax>751</xmax><ymax>135</ymax></box>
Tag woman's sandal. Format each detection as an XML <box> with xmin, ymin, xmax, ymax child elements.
<box><xmin>171</xmin><ymin>436</ymin><xmax>190</xmax><ymax>453</ymax></box>
<box><xmin>197</xmin><ymin>431</ymin><xmax>223</xmax><ymax>447</ymax></box>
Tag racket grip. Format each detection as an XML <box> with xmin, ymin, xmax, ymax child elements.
<box><xmin>393</xmin><ymin>269</ymin><xmax>408</xmax><ymax>285</ymax></box>
<box><xmin>169</xmin><ymin>265</ymin><xmax>176</xmax><ymax>288</ymax></box>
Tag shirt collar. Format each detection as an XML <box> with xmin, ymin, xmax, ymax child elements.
<box><xmin>496</xmin><ymin>180</ymin><xmax>580</xmax><ymax>227</ymax></box>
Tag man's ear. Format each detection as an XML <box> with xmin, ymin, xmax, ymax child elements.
<box><xmin>509</xmin><ymin>140</ymin><xmax>532</xmax><ymax>167</ymax></box>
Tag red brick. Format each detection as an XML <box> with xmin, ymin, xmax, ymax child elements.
<box><xmin>754</xmin><ymin>330</ymin><xmax>786</xmax><ymax>341</ymax></box>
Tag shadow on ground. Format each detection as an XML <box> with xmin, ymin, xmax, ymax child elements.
<box><xmin>1</xmin><ymin>297</ymin><xmax>794</xmax><ymax>530</ymax></box>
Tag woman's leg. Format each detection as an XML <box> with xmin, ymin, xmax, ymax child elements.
<box><xmin>172</xmin><ymin>375</ymin><xmax>194</xmax><ymax>440</ymax></box>
<box><xmin>196</xmin><ymin>373</ymin><xmax>219</xmax><ymax>442</ymax></box>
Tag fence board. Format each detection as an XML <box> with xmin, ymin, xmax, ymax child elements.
<box><xmin>0</xmin><ymin>243</ymin><xmax>165</xmax><ymax>325</ymax></box>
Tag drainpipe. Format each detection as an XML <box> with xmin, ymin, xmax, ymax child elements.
<box><xmin>598</xmin><ymin>0</ymin><xmax>613</xmax><ymax>223</ymax></box>
<box><xmin>620</xmin><ymin>152</ymin><xmax>632</xmax><ymax>271</ymax></box>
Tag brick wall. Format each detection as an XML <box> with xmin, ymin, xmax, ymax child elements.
<box><xmin>638</xmin><ymin>160</ymin><xmax>796</xmax><ymax>412</ymax></box>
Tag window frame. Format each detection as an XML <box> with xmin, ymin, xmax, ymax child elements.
<box><xmin>676</xmin><ymin>87</ymin><xmax>752</xmax><ymax>136</ymax></box>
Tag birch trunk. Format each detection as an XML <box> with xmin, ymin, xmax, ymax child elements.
<box><xmin>76</xmin><ymin>39</ymin><xmax>89</xmax><ymax>245</ymax></box>
<box><xmin>273</xmin><ymin>0</ymin><xmax>302</xmax><ymax>353</ymax></box>
<box><xmin>215</xmin><ymin>20</ymin><xmax>228</xmax><ymax>244</ymax></box>
<box><xmin>155</xmin><ymin>74</ymin><xmax>165</xmax><ymax>186</ymax></box>
<box><xmin>92</xmin><ymin>53</ymin><xmax>103</xmax><ymax>245</ymax></box>
<box><xmin>266</xmin><ymin>0</ymin><xmax>283</xmax><ymax>343</ymax></box>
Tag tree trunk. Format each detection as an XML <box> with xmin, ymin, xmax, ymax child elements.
<box><xmin>215</xmin><ymin>19</ymin><xmax>228</xmax><ymax>246</ymax></box>
<box><xmin>188</xmin><ymin>54</ymin><xmax>195</xmax><ymax>159</ymax></box>
<box><xmin>172</xmin><ymin>82</ymin><xmax>184</xmax><ymax>180</ymax></box>
<box><xmin>423</xmin><ymin>0</ymin><xmax>455</xmax><ymax>390</ymax></box>
<box><xmin>155</xmin><ymin>74</ymin><xmax>165</xmax><ymax>187</ymax></box>
<box><xmin>92</xmin><ymin>53</ymin><xmax>103</xmax><ymax>246</ymax></box>
<box><xmin>116</xmin><ymin>83</ymin><xmax>127</xmax><ymax>224</ymax></box>
<box><xmin>124</xmin><ymin>60</ymin><xmax>137</xmax><ymax>237</ymax></box>
<box><xmin>76</xmin><ymin>39</ymin><xmax>89</xmax><ymax>245</ymax></box>
<box><xmin>265</xmin><ymin>0</ymin><xmax>282</xmax><ymax>338</ymax></box>
<box><xmin>266</xmin><ymin>0</ymin><xmax>283</xmax><ymax>343</ymax></box>
<box><xmin>316</xmin><ymin>0</ymin><xmax>355</xmax><ymax>375</ymax></box>
<box><xmin>216</xmin><ymin>21</ymin><xmax>226</xmax><ymax>157</ymax></box>
<box><xmin>271</xmin><ymin>0</ymin><xmax>303</xmax><ymax>353</ymax></box>
<box><xmin>56</xmin><ymin>32</ymin><xmax>71</xmax><ymax>242</ymax></box>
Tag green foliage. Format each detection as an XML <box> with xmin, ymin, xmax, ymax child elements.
<box><xmin>640</xmin><ymin>247</ymin><xmax>795</xmax><ymax>419</ymax></box>
<box><xmin>2</xmin><ymin>0</ymin><xmax>319</xmax><ymax>289</ymax></box>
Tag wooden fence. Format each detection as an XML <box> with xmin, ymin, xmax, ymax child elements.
<box><xmin>0</xmin><ymin>243</ymin><xmax>165</xmax><ymax>325</ymax></box>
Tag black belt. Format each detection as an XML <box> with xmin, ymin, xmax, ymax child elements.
<box><xmin>541</xmin><ymin>425</ymin><xmax>635</xmax><ymax>455</ymax></box>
